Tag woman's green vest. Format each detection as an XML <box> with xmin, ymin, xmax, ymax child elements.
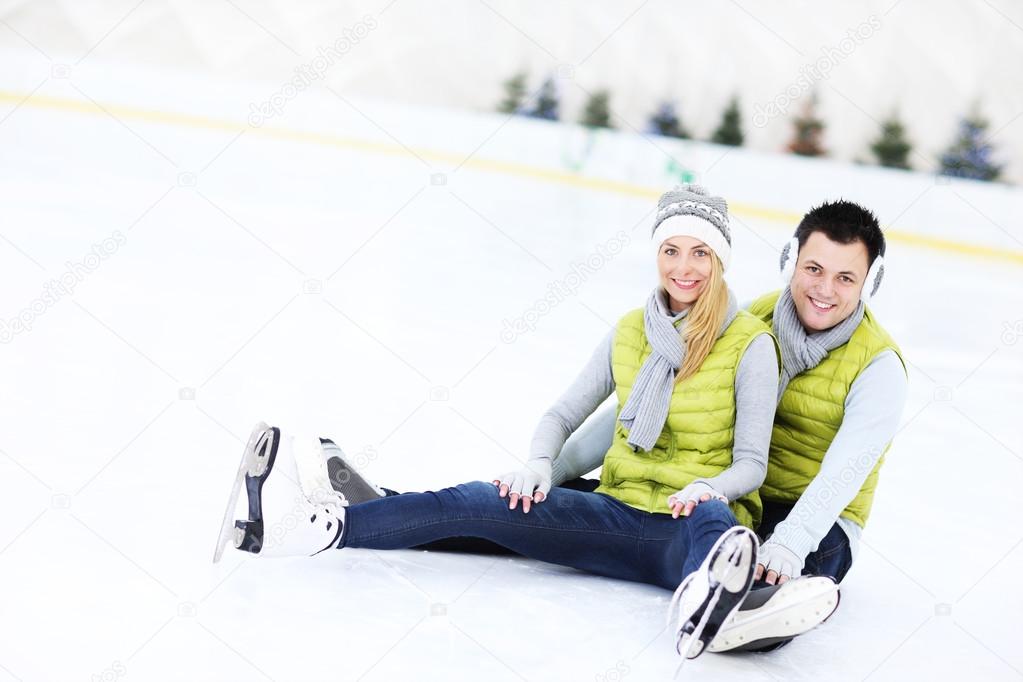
<box><xmin>747</xmin><ymin>291</ymin><xmax>905</xmax><ymax>527</ymax></box>
<box><xmin>594</xmin><ymin>309</ymin><xmax>775</xmax><ymax>529</ymax></box>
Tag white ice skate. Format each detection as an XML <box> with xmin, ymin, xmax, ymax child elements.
<box><xmin>706</xmin><ymin>575</ymin><xmax>840</xmax><ymax>653</ymax></box>
<box><xmin>668</xmin><ymin>525</ymin><xmax>758</xmax><ymax>668</ymax></box>
<box><xmin>213</xmin><ymin>423</ymin><xmax>348</xmax><ymax>562</ymax></box>
<box><xmin>321</xmin><ymin>437</ymin><xmax>387</xmax><ymax>505</ymax></box>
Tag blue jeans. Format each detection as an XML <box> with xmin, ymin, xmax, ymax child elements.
<box><xmin>756</xmin><ymin>501</ymin><xmax>854</xmax><ymax>583</ymax></box>
<box><xmin>341</xmin><ymin>481</ymin><xmax>739</xmax><ymax>591</ymax></box>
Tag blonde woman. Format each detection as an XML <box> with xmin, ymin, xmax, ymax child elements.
<box><xmin>216</xmin><ymin>185</ymin><xmax>782</xmax><ymax>659</ymax></box>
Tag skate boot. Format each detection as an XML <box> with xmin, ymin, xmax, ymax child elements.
<box><xmin>213</xmin><ymin>423</ymin><xmax>347</xmax><ymax>562</ymax></box>
<box><xmin>669</xmin><ymin>525</ymin><xmax>758</xmax><ymax>665</ymax></box>
<box><xmin>706</xmin><ymin>575</ymin><xmax>840</xmax><ymax>653</ymax></box>
<box><xmin>321</xmin><ymin>438</ymin><xmax>387</xmax><ymax>504</ymax></box>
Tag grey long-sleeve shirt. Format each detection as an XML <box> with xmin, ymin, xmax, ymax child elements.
<box><xmin>530</xmin><ymin>325</ymin><xmax>779</xmax><ymax>504</ymax></box>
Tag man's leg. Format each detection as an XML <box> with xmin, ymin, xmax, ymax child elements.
<box><xmin>755</xmin><ymin>501</ymin><xmax>854</xmax><ymax>584</ymax></box>
<box><xmin>802</xmin><ymin>523</ymin><xmax>853</xmax><ymax>582</ymax></box>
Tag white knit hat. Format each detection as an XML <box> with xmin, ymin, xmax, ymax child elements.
<box><xmin>651</xmin><ymin>184</ymin><xmax>732</xmax><ymax>270</ymax></box>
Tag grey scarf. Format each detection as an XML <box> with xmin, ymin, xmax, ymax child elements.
<box><xmin>618</xmin><ymin>287</ymin><xmax>738</xmax><ymax>452</ymax></box>
<box><xmin>772</xmin><ymin>287</ymin><xmax>864</xmax><ymax>399</ymax></box>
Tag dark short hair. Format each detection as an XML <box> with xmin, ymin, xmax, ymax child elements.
<box><xmin>795</xmin><ymin>200</ymin><xmax>885</xmax><ymax>264</ymax></box>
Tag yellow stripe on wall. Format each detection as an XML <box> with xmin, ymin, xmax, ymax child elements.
<box><xmin>3</xmin><ymin>89</ymin><xmax>1022</xmax><ymax>266</ymax></box>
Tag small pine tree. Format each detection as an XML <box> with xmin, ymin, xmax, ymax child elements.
<box><xmin>870</xmin><ymin>113</ymin><xmax>912</xmax><ymax>169</ymax></box>
<box><xmin>648</xmin><ymin>101</ymin><xmax>690</xmax><ymax>139</ymax></box>
<box><xmin>581</xmin><ymin>89</ymin><xmax>613</xmax><ymax>129</ymax></box>
<box><xmin>497</xmin><ymin>72</ymin><xmax>528</xmax><ymax>114</ymax></box>
<box><xmin>527</xmin><ymin>77</ymin><xmax>559</xmax><ymax>121</ymax></box>
<box><xmin>940</xmin><ymin>111</ymin><xmax>1002</xmax><ymax>181</ymax></box>
<box><xmin>788</xmin><ymin>93</ymin><xmax>826</xmax><ymax>157</ymax></box>
<box><xmin>711</xmin><ymin>97</ymin><xmax>744</xmax><ymax>146</ymax></box>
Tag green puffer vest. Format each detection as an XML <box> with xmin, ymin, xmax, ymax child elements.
<box><xmin>747</xmin><ymin>291</ymin><xmax>905</xmax><ymax>527</ymax></box>
<box><xmin>594</xmin><ymin>308</ymin><xmax>776</xmax><ymax>529</ymax></box>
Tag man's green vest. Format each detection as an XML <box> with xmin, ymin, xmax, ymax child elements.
<box><xmin>594</xmin><ymin>308</ymin><xmax>776</xmax><ymax>529</ymax></box>
<box><xmin>747</xmin><ymin>291</ymin><xmax>905</xmax><ymax>527</ymax></box>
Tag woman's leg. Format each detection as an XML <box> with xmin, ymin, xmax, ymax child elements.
<box><xmin>637</xmin><ymin>499</ymin><xmax>741</xmax><ymax>589</ymax></box>
<box><xmin>341</xmin><ymin>481</ymin><xmax>656</xmax><ymax>584</ymax></box>
<box><xmin>342</xmin><ymin>482</ymin><xmax>739</xmax><ymax>591</ymax></box>
<box><xmin>397</xmin><ymin>477</ymin><xmax>603</xmax><ymax>555</ymax></box>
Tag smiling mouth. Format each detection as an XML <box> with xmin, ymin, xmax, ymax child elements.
<box><xmin>671</xmin><ymin>278</ymin><xmax>700</xmax><ymax>290</ymax></box>
<box><xmin>808</xmin><ymin>296</ymin><xmax>836</xmax><ymax>311</ymax></box>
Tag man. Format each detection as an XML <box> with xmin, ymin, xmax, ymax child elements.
<box><xmin>322</xmin><ymin>199</ymin><xmax>907</xmax><ymax>652</ymax></box>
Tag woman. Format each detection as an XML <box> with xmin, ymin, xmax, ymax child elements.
<box><xmin>214</xmin><ymin>185</ymin><xmax>780</xmax><ymax>659</ymax></box>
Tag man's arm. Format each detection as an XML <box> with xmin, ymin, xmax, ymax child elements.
<box><xmin>761</xmin><ymin>350</ymin><xmax>908</xmax><ymax>576</ymax></box>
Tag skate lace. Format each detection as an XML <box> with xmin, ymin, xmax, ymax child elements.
<box><xmin>306</xmin><ymin>482</ymin><xmax>348</xmax><ymax>510</ymax></box>
<box><xmin>667</xmin><ymin>573</ymin><xmax>695</xmax><ymax>629</ymax></box>
<box><xmin>303</xmin><ymin>495</ymin><xmax>344</xmax><ymax>529</ymax></box>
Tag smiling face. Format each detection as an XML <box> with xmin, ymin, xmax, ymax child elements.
<box><xmin>657</xmin><ymin>236</ymin><xmax>715</xmax><ymax>313</ymax></box>
<box><xmin>790</xmin><ymin>231</ymin><xmax>870</xmax><ymax>332</ymax></box>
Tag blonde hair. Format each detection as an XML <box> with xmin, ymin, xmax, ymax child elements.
<box><xmin>674</xmin><ymin>254</ymin><xmax>729</xmax><ymax>385</ymax></box>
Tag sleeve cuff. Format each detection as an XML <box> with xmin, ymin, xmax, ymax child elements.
<box><xmin>766</xmin><ymin>519</ymin><xmax>819</xmax><ymax>562</ymax></box>
<box><xmin>550</xmin><ymin>455</ymin><xmax>575</xmax><ymax>487</ymax></box>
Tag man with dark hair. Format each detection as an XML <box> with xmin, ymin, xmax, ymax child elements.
<box><xmin>320</xmin><ymin>199</ymin><xmax>907</xmax><ymax>653</ymax></box>
<box><xmin>745</xmin><ymin>200</ymin><xmax>906</xmax><ymax>596</ymax></box>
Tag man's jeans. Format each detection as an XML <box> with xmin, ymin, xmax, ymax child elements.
<box><xmin>756</xmin><ymin>500</ymin><xmax>854</xmax><ymax>583</ymax></box>
<box><xmin>342</xmin><ymin>480</ymin><xmax>738</xmax><ymax>591</ymax></box>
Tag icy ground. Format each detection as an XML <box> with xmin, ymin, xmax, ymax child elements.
<box><xmin>1</xmin><ymin>56</ymin><xmax>1022</xmax><ymax>681</ymax></box>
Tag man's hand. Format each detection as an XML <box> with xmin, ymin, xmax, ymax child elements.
<box><xmin>667</xmin><ymin>481</ymin><xmax>728</xmax><ymax>519</ymax></box>
<box><xmin>492</xmin><ymin>459</ymin><xmax>552</xmax><ymax>513</ymax></box>
<box><xmin>754</xmin><ymin>541</ymin><xmax>803</xmax><ymax>585</ymax></box>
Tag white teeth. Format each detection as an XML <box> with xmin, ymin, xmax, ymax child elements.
<box><xmin>810</xmin><ymin>297</ymin><xmax>835</xmax><ymax>310</ymax></box>
<box><xmin>673</xmin><ymin>279</ymin><xmax>696</xmax><ymax>285</ymax></box>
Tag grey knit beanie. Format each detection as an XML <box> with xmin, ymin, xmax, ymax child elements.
<box><xmin>651</xmin><ymin>184</ymin><xmax>733</xmax><ymax>270</ymax></box>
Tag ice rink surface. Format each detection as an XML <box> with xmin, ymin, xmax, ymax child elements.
<box><xmin>1</xmin><ymin>56</ymin><xmax>1022</xmax><ymax>682</ymax></box>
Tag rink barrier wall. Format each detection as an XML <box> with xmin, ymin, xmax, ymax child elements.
<box><xmin>3</xmin><ymin>88</ymin><xmax>1020</xmax><ymax>268</ymax></box>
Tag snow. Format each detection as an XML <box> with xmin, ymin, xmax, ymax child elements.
<box><xmin>1</xmin><ymin>52</ymin><xmax>1022</xmax><ymax>682</ymax></box>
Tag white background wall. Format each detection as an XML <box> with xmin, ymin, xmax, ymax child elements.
<box><xmin>1</xmin><ymin>0</ymin><xmax>1022</xmax><ymax>180</ymax></box>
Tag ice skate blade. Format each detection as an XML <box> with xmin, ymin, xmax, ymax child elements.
<box><xmin>672</xmin><ymin>529</ymin><xmax>757</xmax><ymax>660</ymax></box>
<box><xmin>212</xmin><ymin>422</ymin><xmax>272</xmax><ymax>563</ymax></box>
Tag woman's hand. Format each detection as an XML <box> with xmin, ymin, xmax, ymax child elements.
<box><xmin>667</xmin><ymin>481</ymin><xmax>727</xmax><ymax>519</ymax></box>
<box><xmin>493</xmin><ymin>459</ymin><xmax>552</xmax><ymax>514</ymax></box>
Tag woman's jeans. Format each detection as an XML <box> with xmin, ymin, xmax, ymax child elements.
<box><xmin>341</xmin><ymin>480</ymin><xmax>739</xmax><ymax>591</ymax></box>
